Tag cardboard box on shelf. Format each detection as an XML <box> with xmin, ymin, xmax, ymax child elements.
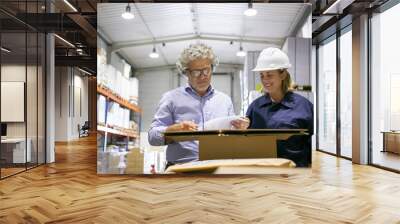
<box><xmin>105</xmin><ymin>65</ymin><xmax>116</xmax><ymax>90</ymax></box>
<box><xmin>125</xmin><ymin>148</ymin><xmax>144</xmax><ymax>174</ymax></box>
<box><xmin>124</xmin><ymin>109</ymin><xmax>130</xmax><ymax>129</ymax></box>
<box><xmin>122</xmin><ymin>77</ymin><xmax>130</xmax><ymax>100</ymax></box>
<box><xmin>129</xmin><ymin>77</ymin><xmax>139</xmax><ymax>104</ymax></box>
<box><xmin>129</xmin><ymin>77</ymin><xmax>139</xmax><ymax>98</ymax></box>
<box><xmin>97</xmin><ymin>151</ymin><xmax>119</xmax><ymax>174</ymax></box>
<box><xmin>97</xmin><ymin>95</ymin><xmax>106</xmax><ymax>124</ymax></box>
<box><xmin>108</xmin><ymin>151</ymin><xmax>123</xmax><ymax>174</ymax></box>
<box><xmin>97</xmin><ymin>68</ymin><xmax>107</xmax><ymax>87</ymax></box>
<box><xmin>132</xmin><ymin>120</ymin><xmax>139</xmax><ymax>128</ymax></box>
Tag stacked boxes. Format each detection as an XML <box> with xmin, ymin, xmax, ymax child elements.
<box><xmin>125</xmin><ymin>148</ymin><xmax>144</xmax><ymax>174</ymax></box>
<box><xmin>129</xmin><ymin>78</ymin><xmax>139</xmax><ymax>105</ymax></box>
<box><xmin>97</xmin><ymin>50</ymin><xmax>141</xmax><ymax>174</ymax></box>
<box><xmin>97</xmin><ymin>95</ymin><xmax>106</xmax><ymax>125</ymax></box>
<box><xmin>97</xmin><ymin>64</ymin><xmax>139</xmax><ymax>131</ymax></box>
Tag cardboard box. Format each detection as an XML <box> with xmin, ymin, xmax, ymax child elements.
<box><xmin>125</xmin><ymin>148</ymin><xmax>144</xmax><ymax>174</ymax></box>
<box><xmin>164</xmin><ymin>129</ymin><xmax>308</xmax><ymax>161</ymax></box>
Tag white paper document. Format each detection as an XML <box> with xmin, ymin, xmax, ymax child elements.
<box><xmin>203</xmin><ymin>115</ymin><xmax>243</xmax><ymax>130</ymax></box>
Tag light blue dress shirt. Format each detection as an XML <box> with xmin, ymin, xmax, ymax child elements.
<box><xmin>148</xmin><ymin>85</ymin><xmax>235</xmax><ymax>163</ymax></box>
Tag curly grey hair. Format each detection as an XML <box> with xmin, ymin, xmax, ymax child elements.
<box><xmin>176</xmin><ymin>43</ymin><xmax>219</xmax><ymax>75</ymax></box>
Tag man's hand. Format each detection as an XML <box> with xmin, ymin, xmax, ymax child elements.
<box><xmin>166</xmin><ymin>121</ymin><xmax>198</xmax><ymax>132</ymax></box>
<box><xmin>231</xmin><ymin>117</ymin><xmax>250</xmax><ymax>130</ymax></box>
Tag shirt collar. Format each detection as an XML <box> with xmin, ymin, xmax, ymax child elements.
<box><xmin>185</xmin><ymin>84</ymin><xmax>214</xmax><ymax>97</ymax></box>
<box><xmin>259</xmin><ymin>91</ymin><xmax>294</xmax><ymax>108</ymax></box>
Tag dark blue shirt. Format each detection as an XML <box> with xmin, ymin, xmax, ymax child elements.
<box><xmin>246</xmin><ymin>91</ymin><xmax>313</xmax><ymax>167</ymax></box>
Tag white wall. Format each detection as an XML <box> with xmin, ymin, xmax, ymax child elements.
<box><xmin>54</xmin><ymin>67</ymin><xmax>89</xmax><ymax>141</ymax></box>
<box><xmin>282</xmin><ymin>37</ymin><xmax>312</xmax><ymax>102</ymax></box>
<box><xmin>137</xmin><ymin>69</ymin><xmax>176</xmax><ymax>132</ymax></box>
<box><xmin>55</xmin><ymin>67</ymin><xmax>69</xmax><ymax>141</ymax></box>
<box><xmin>72</xmin><ymin>74</ymin><xmax>89</xmax><ymax>137</ymax></box>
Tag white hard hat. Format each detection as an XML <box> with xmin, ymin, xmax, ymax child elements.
<box><xmin>252</xmin><ymin>47</ymin><xmax>291</xmax><ymax>72</ymax></box>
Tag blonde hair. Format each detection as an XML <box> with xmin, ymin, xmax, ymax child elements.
<box><xmin>176</xmin><ymin>43</ymin><xmax>219</xmax><ymax>75</ymax></box>
<box><xmin>280</xmin><ymin>69</ymin><xmax>294</xmax><ymax>93</ymax></box>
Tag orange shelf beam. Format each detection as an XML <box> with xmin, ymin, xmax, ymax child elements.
<box><xmin>97</xmin><ymin>125</ymin><xmax>139</xmax><ymax>138</ymax></box>
<box><xmin>97</xmin><ymin>85</ymin><xmax>141</xmax><ymax>113</ymax></box>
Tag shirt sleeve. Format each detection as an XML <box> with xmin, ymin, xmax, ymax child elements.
<box><xmin>245</xmin><ymin>101</ymin><xmax>255</xmax><ymax>128</ymax></box>
<box><xmin>308</xmin><ymin>102</ymin><xmax>314</xmax><ymax>135</ymax></box>
<box><xmin>148</xmin><ymin>93</ymin><xmax>174</xmax><ymax>146</ymax></box>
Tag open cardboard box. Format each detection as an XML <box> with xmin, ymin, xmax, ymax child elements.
<box><xmin>164</xmin><ymin>129</ymin><xmax>308</xmax><ymax>174</ymax></box>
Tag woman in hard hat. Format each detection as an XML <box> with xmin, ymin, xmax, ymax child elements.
<box><xmin>246</xmin><ymin>47</ymin><xmax>313</xmax><ymax>167</ymax></box>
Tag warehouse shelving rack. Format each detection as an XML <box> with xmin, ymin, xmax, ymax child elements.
<box><xmin>97</xmin><ymin>84</ymin><xmax>141</xmax><ymax>152</ymax></box>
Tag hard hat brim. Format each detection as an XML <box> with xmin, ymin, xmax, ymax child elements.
<box><xmin>252</xmin><ymin>64</ymin><xmax>291</xmax><ymax>72</ymax></box>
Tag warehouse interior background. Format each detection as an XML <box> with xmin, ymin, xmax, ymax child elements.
<box><xmin>0</xmin><ymin>0</ymin><xmax>399</xmax><ymax>223</ymax></box>
<box><xmin>95</xmin><ymin>1</ymin><xmax>400</xmax><ymax>174</ymax></box>
<box><xmin>96</xmin><ymin>3</ymin><xmax>313</xmax><ymax>174</ymax></box>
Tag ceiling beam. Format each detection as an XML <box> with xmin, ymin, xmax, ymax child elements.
<box><xmin>97</xmin><ymin>27</ymin><xmax>113</xmax><ymax>44</ymax></box>
<box><xmin>111</xmin><ymin>33</ymin><xmax>283</xmax><ymax>52</ymax></box>
<box><xmin>55</xmin><ymin>55</ymin><xmax>96</xmax><ymax>72</ymax></box>
<box><xmin>67</xmin><ymin>13</ymin><xmax>97</xmax><ymax>38</ymax></box>
<box><xmin>288</xmin><ymin>4</ymin><xmax>312</xmax><ymax>37</ymax></box>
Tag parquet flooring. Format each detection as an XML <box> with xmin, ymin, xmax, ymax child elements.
<box><xmin>1</xmin><ymin>167</ymin><xmax>26</xmax><ymax>178</ymax></box>
<box><xmin>0</xmin><ymin>134</ymin><xmax>400</xmax><ymax>223</ymax></box>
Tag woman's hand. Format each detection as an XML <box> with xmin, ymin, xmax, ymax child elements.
<box><xmin>231</xmin><ymin>117</ymin><xmax>250</xmax><ymax>130</ymax></box>
<box><xmin>166</xmin><ymin>121</ymin><xmax>198</xmax><ymax>132</ymax></box>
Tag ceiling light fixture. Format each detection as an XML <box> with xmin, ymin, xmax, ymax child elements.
<box><xmin>63</xmin><ymin>0</ymin><xmax>78</xmax><ymax>12</ymax></box>
<box><xmin>1</xmin><ymin>47</ymin><xmax>11</xmax><ymax>53</ymax></box>
<box><xmin>244</xmin><ymin>2</ymin><xmax>257</xmax><ymax>17</ymax></box>
<box><xmin>149</xmin><ymin>46</ymin><xmax>159</xmax><ymax>58</ymax></box>
<box><xmin>236</xmin><ymin>44</ymin><xmax>246</xmax><ymax>57</ymax></box>
<box><xmin>122</xmin><ymin>3</ymin><xmax>134</xmax><ymax>20</ymax></box>
<box><xmin>54</xmin><ymin>34</ymin><xmax>75</xmax><ymax>48</ymax></box>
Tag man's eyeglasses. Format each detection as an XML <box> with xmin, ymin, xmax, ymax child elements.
<box><xmin>188</xmin><ymin>67</ymin><xmax>211</xmax><ymax>78</ymax></box>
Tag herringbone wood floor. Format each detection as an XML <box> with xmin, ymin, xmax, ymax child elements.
<box><xmin>1</xmin><ymin>135</ymin><xmax>400</xmax><ymax>223</ymax></box>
